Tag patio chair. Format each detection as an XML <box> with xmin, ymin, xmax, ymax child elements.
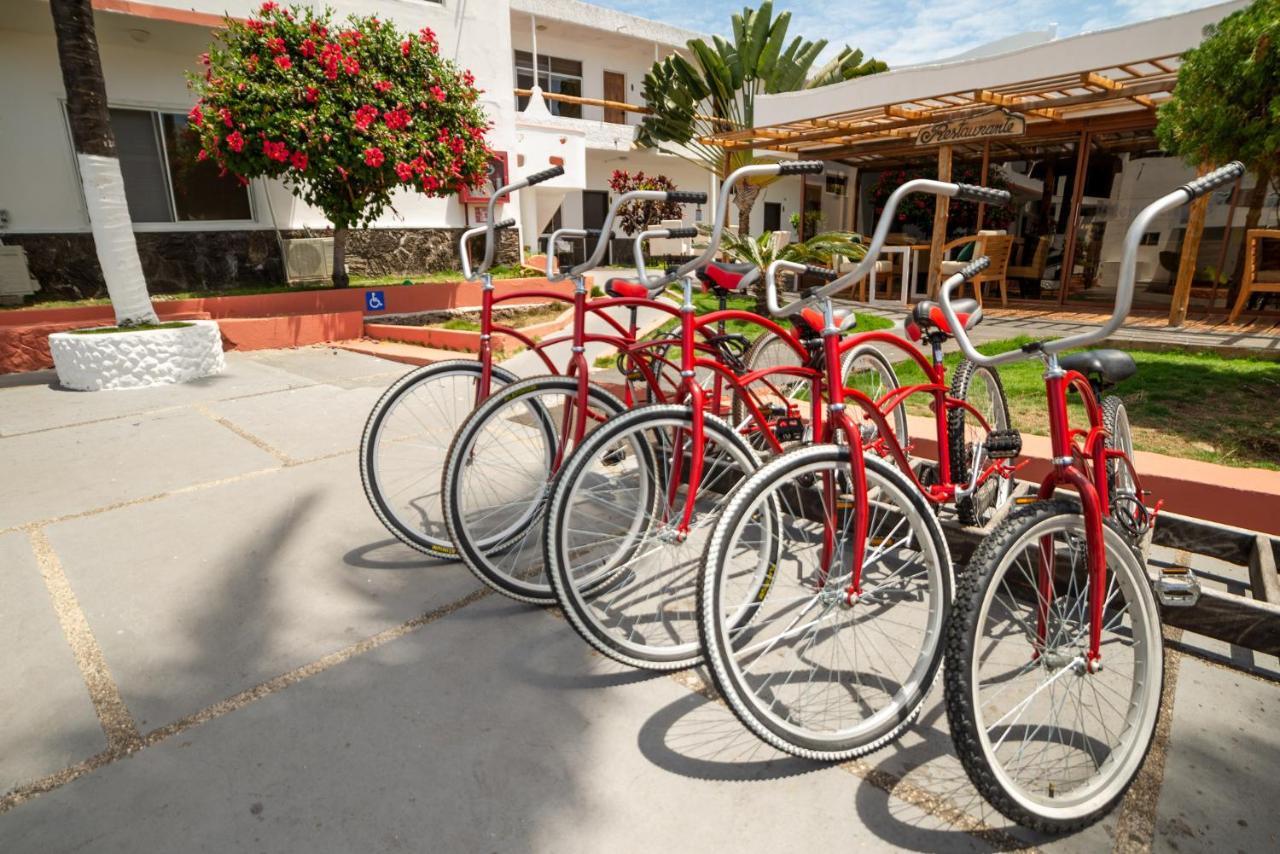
<box><xmin>1228</xmin><ymin>228</ymin><xmax>1280</xmax><ymax>323</ymax></box>
<box><xmin>939</xmin><ymin>230</ymin><xmax>1015</xmax><ymax>306</ymax></box>
<box><xmin>1007</xmin><ymin>234</ymin><xmax>1050</xmax><ymax>297</ymax></box>
<box><xmin>835</xmin><ymin>254</ymin><xmax>895</xmax><ymax>302</ymax></box>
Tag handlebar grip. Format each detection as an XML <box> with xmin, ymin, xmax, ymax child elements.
<box><xmin>665</xmin><ymin>191</ymin><xmax>707</xmax><ymax>204</ymax></box>
<box><xmin>953</xmin><ymin>184</ymin><xmax>1012</xmax><ymax>206</ymax></box>
<box><xmin>524</xmin><ymin>165</ymin><xmax>565</xmax><ymax>186</ymax></box>
<box><xmin>801</xmin><ymin>265</ymin><xmax>839</xmax><ymax>281</ymax></box>
<box><xmin>959</xmin><ymin>256</ymin><xmax>991</xmax><ymax>280</ymax></box>
<box><xmin>663</xmin><ymin>227</ymin><xmax>698</xmax><ymax>239</ymax></box>
<box><xmin>493</xmin><ymin>218</ymin><xmax>516</xmax><ymax>230</ymax></box>
<box><xmin>778</xmin><ymin>160</ymin><xmax>825</xmax><ymax>176</ymax></box>
<box><xmin>1179</xmin><ymin>161</ymin><xmax>1245</xmax><ymax>200</ymax></box>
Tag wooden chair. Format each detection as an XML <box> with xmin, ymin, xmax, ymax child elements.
<box><xmin>836</xmin><ymin>255</ymin><xmax>894</xmax><ymax>302</ymax></box>
<box><xmin>1007</xmin><ymin>235</ymin><xmax>1050</xmax><ymax>297</ymax></box>
<box><xmin>1228</xmin><ymin>229</ymin><xmax>1280</xmax><ymax>323</ymax></box>
<box><xmin>939</xmin><ymin>231</ymin><xmax>1015</xmax><ymax>306</ymax></box>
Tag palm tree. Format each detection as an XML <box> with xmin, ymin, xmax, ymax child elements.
<box><xmin>712</xmin><ymin>227</ymin><xmax>867</xmax><ymax>313</ymax></box>
<box><xmin>638</xmin><ymin>2</ymin><xmax>886</xmax><ymax>230</ymax></box>
<box><xmin>49</xmin><ymin>0</ymin><xmax>157</xmax><ymax>326</ymax></box>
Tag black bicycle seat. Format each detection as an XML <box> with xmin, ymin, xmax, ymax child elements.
<box><xmin>1059</xmin><ymin>349</ymin><xmax>1137</xmax><ymax>386</ymax></box>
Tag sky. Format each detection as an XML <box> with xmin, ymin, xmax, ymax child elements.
<box><xmin>587</xmin><ymin>0</ymin><xmax>1227</xmax><ymax>66</ymax></box>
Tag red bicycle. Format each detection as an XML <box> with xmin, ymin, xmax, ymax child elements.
<box><xmin>547</xmin><ymin>174</ymin><xmax>1022</xmax><ymax>683</ymax></box>
<box><xmin>941</xmin><ymin>162</ymin><xmax>1243</xmax><ymax>832</ymax></box>
<box><xmin>360</xmin><ymin>164</ymin><xmax>701</xmax><ymax>558</ymax></box>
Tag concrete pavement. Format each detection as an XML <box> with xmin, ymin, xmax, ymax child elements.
<box><xmin>0</xmin><ymin>347</ymin><xmax>1276</xmax><ymax>852</ymax></box>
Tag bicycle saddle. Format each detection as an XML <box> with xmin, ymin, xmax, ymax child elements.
<box><xmin>906</xmin><ymin>299</ymin><xmax>981</xmax><ymax>340</ymax></box>
<box><xmin>1059</xmin><ymin>349</ymin><xmax>1137</xmax><ymax>386</ymax></box>
<box><xmin>604</xmin><ymin>277</ymin><xmax>652</xmax><ymax>299</ymax></box>
<box><xmin>696</xmin><ymin>261</ymin><xmax>756</xmax><ymax>293</ymax></box>
<box><xmin>797</xmin><ymin>306</ymin><xmax>856</xmax><ymax>334</ymax></box>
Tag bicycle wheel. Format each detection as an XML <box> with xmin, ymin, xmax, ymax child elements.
<box><xmin>944</xmin><ymin>499</ymin><xmax>1163</xmax><ymax>833</ymax></box>
<box><xmin>545</xmin><ymin>404</ymin><xmax>764</xmax><ymax>669</ymax></box>
<box><xmin>842</xmin><ymin>343</ymin><xmax>909</xmax><ymax>449</ymax></box>
<box><xmin>1101</xmin><ymin>396</ymin><xmax>1144</xmax><ymax>537</ymax></box>
<box><xmin>699</xmin><ymin>445</ymin><xmax>952</xmax><ymax>760</ymax></box>
<box><xmin>360</xmin><ymin>360</ymin><xmax>518</xmax><ymax>557</ymax></box>
<box><xmin>442</xmin><ymin>375</ymin><xmax>627</xmax><ymax>603</ymax></box>
<box><xmin>729</xmin><ymin>331</ymin><xmax>809</xmax><ymax>430</ymax></box>
<box><xmin>949</xmin><ymin>359</ymin><xmax>1013</xmax><ymax>526</ymax></box>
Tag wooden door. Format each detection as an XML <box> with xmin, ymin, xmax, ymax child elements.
<box><xmin>603</xmin><ymin>72</ymin><xmax>625</xmax><ymax>124</ymax></box>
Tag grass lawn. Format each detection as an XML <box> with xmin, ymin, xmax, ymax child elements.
<box><xmin>3</xmin><ymin>264</ymin><xmax>541</xmax><ymax>311</ymax></box>
<box><xmin>893</xmin><ymin>336</ymin><xmax>1280</xmax><ymax>470</ymax></box>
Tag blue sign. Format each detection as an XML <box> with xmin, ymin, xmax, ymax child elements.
<box><xmin>365</xmin><ymin>290</ymin><xmax>386</xmax><ymax>312</ymax></box>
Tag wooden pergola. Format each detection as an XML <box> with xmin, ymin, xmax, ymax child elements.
<box><xmin>703</xmin><ymin>54</ymin><xmax>1223</xmax><ymax>325</ymax></box>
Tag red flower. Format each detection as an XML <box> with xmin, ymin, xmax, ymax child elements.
<box><xmin>196</xmin><ymin>149</ymin><xmax>208</xmax><ymax>162</ymax></box>
<box><xmin>266</xmin><ymin>36</ymin><xmax>286</xmax><ymax>54</ymax></box>
<box><xmin>226</xmin><ymin>130</ymin><xmax>245</xmax><ymax>152</ymax></box>
<box><xmin>363</xmin><ymin>147</ymin><xmax>385</xmax><ymax>167</ymax></box>
<box><xmin>430</xmin><ymin>85</ymin><xmax>446</xmax><ymax>103</ymax></box>
<box><xmin>383</xmin><ymin>108</ymin><xmax>411</xmax><ymax>130</ymax></box>
<box><xmin>343</xmin><ymin>55</ymin><xmax>361</xmax><ymax>76</ymax></box>
<box><xmin>275</xmin><ymin>55</ymin><xmax>292</xmax><ymax>71</ymax></box>
<box><xmin>325</xmin><ymin>65</ymin><xmax>339</xmax><ymax>81</ymax></box>
<box><xmin>422</xmin><ymin>174</ymin><xmax>440</xmax><ymax>192</ymax></box>
<box><xmin>246</xmin><ymin>20</ymin><xmax>264</xmax><ymax>34</ymax></box>
<box><xmin>259</xmin><ymin>2</ymin><xmax>278</xmax><ymax>13</ymax></box>
<box><xmin>262</xmin><ymin>139</ymin><xmax>290</xmax><ymax>162</ymax></box>
<box><xmin>373</xmin><ymin>80</ymin><xmax>393</xmax><ymax>94</ymax></box>
<box><xmin>394</xmin><ymin>161</ymin><xmax>413</xmax><ymax>181</ymax></box>
<box><xmin>199</xmin><ymin>52</ymin><xmax>210</xmax><ymax>66</ymax></box>
<box><xmin>463</xmin><ymin>70</ymin><xmax>475</xmax><ymax>87</ymax></box>
<box><xmin>419</xmin><ymin>27</ymin><xmax>438</xmax><ymax>50</ymax></box>
<box><xmin>310</xmin><ymin>22</ymin><xmax>327</xmax><ymax>37</ymax></box>
<box><xmin>299</xmin><ymin>38</ymin><xmax>315</xmax><ymax>58</ymax></box>
<box><xmin>339</xmin><ymin>30</ymin><xmax>362</xmax><ymax>46</ymax></box>
<box><xmin>188</xmin><ymin>104</ymin><xmax>203</xmax><ymax>126</ymax></box>
<box><xmin>290</xmin><ymin>150</ymin><xmax>309</xmax><ymax>170</ymax></box>
<box><xmin>336</xmin><ymin>165</ymin><xmax>348</xmax><ymax>180</ymax></box>
<box><xmin>304</xmin><ymin>87</ymin><xmax>319</xmax><ymax>103</ymax></box>
<box><xmin>353</xmin><ymin>105</ymin><xmax>379</xmax><ymax>130</ymax></box>
<box><xmin>401</xmin><ymin>39</ymin><xmax>412</xmax><ymax>57</ymax></box>
<box><xmin>236</xmin><ymin>175</ymin><xmax>250</xmax><ymax>187</ymax></box>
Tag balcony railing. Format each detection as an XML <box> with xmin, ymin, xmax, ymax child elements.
<box><xmin>514</xmin><ymin>89</ymin><xmax>734</xmax><ymax>128</ymax></box>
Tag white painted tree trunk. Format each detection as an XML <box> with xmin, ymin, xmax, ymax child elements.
<box><xmin>78</xmin><ymin>154</ymin><xmax>158</xmax><ymax>326</ymax></box>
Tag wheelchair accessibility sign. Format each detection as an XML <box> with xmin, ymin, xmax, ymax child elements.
<box><xmin>365</xmin><ymin>290</ymin><xmax>386</xmax><ymax>312</ymax></box>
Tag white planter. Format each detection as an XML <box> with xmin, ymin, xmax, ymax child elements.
<box><xmin>49</xmin><ymin>319</ymin><xmax>225</xmax><ymax>391</ymax></box>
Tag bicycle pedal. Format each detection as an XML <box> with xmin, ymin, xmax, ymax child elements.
<box><xmin>771</xmin><ymin>416</ymin><xmax>805</xmax><ymax>443</ymax></box>
<box><xmin>984</xmin><ymin>429</ymin><xmax>1022</xmax><ymax>460</ymax></box>
<box><xmin>1153</xmin><ymin>567</ymin><xmax>1201</xmax><ymax>608</ymax></box>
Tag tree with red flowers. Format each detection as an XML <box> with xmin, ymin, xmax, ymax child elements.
<box><xmin>188</xmin><ymin>3</ymin><xmax>492</xmax><ymax>287</ymax></box>
<box><xmin>607</xmin><ymin>170</ymin><xmax>684</xmax><ymax>236</ymax></box>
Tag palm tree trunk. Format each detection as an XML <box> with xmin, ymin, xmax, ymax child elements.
<box><xmin>332</xmin><ymin>225</ymin><xmax>350</xmax><ymax>288</ymax></box>
<box><xmin>50</xmin><ymin>0</ymin><xmax>157</xmax><ymax>326</ymax></box>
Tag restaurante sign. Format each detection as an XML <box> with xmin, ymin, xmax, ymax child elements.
<box><xmin>915</xmin><ymin>109</ymin><xmax>1026</xmax><ymax>146</ymax></box>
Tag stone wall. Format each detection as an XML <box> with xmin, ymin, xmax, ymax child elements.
<box><xmin>3</xmin><ymin>227</ymin><xmax>520</xmax><ymax>301</ymax></box>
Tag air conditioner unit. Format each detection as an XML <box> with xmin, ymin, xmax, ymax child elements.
<box><xmin>283</xmin><ymin>237</ymin><xmax>334</xmax><ymax>284</ymax></box>
<box><xmin>0</xmin><ymin>245</ymin><xmax>40</xmax><ymax>306</ymax></box>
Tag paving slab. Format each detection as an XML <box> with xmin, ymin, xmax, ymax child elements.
<box><xmin>1152</xmin><ymin>656</ymin><xmax>1280</xmax><ymax>853</ymax></box>
<box><xmin>43</xmin><ymin>455</ymin><xmax>481</xmax><ymax>730</ymax></box>
<box><xmin>0</xmin><ymin>595</ymin><xmax>1002</xmax><ymax>853</ymax></box>
<box><xmin>207</xmin><ymin>384</ymin><xmax>385</xmax><ymax>462</ymax></box>
<box><xmin>240</xmin><ymin>347</ymin><xmax>404</xmax><ymax>389</ymax></box>
<box><xmin>0</xmin><ymin>531</ymin><xmax>106</xmax><ymax>792</ymax></box>
<box><xmin>0</xmin><ymin>409</ymin><xmax>280</xmax><ymax>529</ymax></box>
<box><xmin>0</xmin><ymin>355</ymin><xmax>311</xmax><ymax>437</ymax></box>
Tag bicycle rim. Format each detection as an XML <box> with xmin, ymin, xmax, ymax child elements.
<box><xmin>549</xmin><ymin>406</ymin><xmax>762</xmax><ymax>667</ymax></box>
<box><xmin>701</xmin><ymin>447</ymin><xmax>951</xmax><ymax>758</ymax></box>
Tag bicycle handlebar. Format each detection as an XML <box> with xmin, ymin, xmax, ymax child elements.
<box><xmin>459</xmin><ymin>218</ymin><xmax>516</xmax><ymax>281</ymax></box>
<box><xmin>940</xmin><ymin>160</ymin><xmax>1247</xmax><ymax>368</ymax></box>
<box><xmin>543</xmin><ymin>228</ymin><xmax>604</xmax><ymax>281</ymax></box>
<box><xmin>633</xmin><ymin>227</ymin><xmax>700</xmax><ymax>294</ymax></box>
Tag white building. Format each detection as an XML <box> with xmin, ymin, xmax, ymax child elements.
<box><xmin>0</xmin><ymin>0</ymin><xmax>771</xmax><ymax>297</ymax></box>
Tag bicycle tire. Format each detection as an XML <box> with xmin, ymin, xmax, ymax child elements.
<box><xmin>699</xmin><ymin>445</ymin><xmax>953</xmax><ymax>760</ymax></box>
<box><xmin>442</xmin><ymin>375</ymin><xmax>627</xmax><ymax>604</ymax></box>
<box><xmin>948</xmin><ymin>359</ymin><xmax>1013</xmax><ymax>526</ymax></box>
<box><xmin>944</xmin><ymin>499</ymin><xmax>1164</xmax><ymax>833</ymax></box>
<box><xmin>360</xmin><ymin>359</ymin><xmax>518</xmax><ymax>557</ymax></box>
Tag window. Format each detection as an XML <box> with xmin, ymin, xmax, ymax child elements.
<box><xmin>106</xmin><ymin>107</ymin><xmax>253</xmax><ymax>224</ymax></box>
<box><xmin>514</xmin><ymin>51</ymin><xmax>582</xmax><ymax>119</ymax></box>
